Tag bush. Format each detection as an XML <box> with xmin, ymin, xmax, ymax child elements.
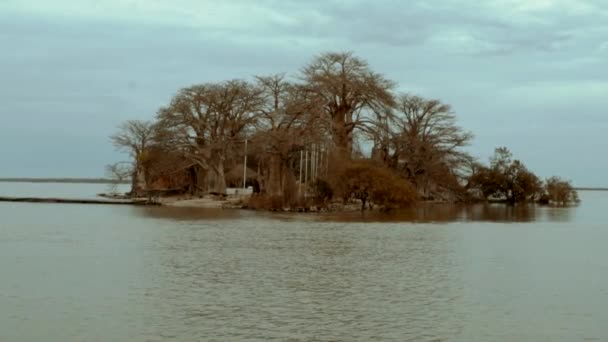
<box><xmin>543</xmin><ymin>177</ymin><xmax>580</xmax><ymax>206</ymax></box>
<box><xmin>312</xmin><ymin>179</ymin><xmax>333</xmax><ymax>206</ymax></box>
<box><xmin>331</xmin><ymin>161</ymin><xmax>417</xmax><ymax>211</ymax></box>
<box><xmin>246</xmin><ymin>194</ymin><xmax>311</xmax><ymax>211</ymax></box>
<box><xmin>468</xmin><ymin>147</ymin><xmax>542</xmax><ymax>203</ymax></box>
<box><xmin>246</xmin><ymin>174</ymin><xmax>310</xmax><ymax>211</ymax></box>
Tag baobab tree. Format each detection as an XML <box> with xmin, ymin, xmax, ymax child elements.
<box><xmin>157</xmin><ymin>80</ymin><xmax>264</xmax><ymax>194</ymax></box>
<box><xmin>382</xmin><ymin>94</ymin><xmax>474</xmax><ymax>197</ymax></box>
<box><xmin>109</xmin><ymin>119</ymin><xmax>156</xmax><ymax>195</ymax></box>
<box><xmin>253</xmin><ymin>74</ymin><xmax>326</xmax><ymax>197</ymax></box>
<box><xmin>300</xmin><ymin>51</ymin><xmax>395</xmax><ymax>157</ymax></box>
<box><xmin>102</xmin><ymin>51</ymin><xmax>582</xmax><ymax>208</ymax></box>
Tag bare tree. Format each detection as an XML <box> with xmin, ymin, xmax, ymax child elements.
<box><xmin>102</xmin><ymin>51</ymin><xmax>579</xmax><ymax>208</ymax></box>
<box><xmin>110</xmin><ymin>120</ymin><xmax>155</xmax><ymax>157</ymax></box>
<box><xmin>383</xmin><ymin>94</ymin><xmax>474</xmax><ymax>198</ymax></box>
<box><xmin>252</xmin><ymin>74</ymin><xmax>327</xmax><ymax>197</ymax></box>
<box><xmin>104</xmin><ymin>162</ymin><xmax>131</xmax><ymax>195</ymax></box>
<box><xmin>157</xmin><ymin>80</ymin><xmax>264</xmax><ymax>194</ymax></box>
<box><xmin>300</xmin><ymin>51</ymin><xmax>395</xmax><ymax>156</ymax></box>
<box><xmin>109</xmin><ymin>120</ymin><xmax>156</xmax><ymax>195</ymax></box>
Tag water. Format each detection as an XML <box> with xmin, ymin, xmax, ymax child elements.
<box><xmin>0</xmin><ymin>181</ymin><xmax>129</xmax><ymax>200</ymax></box>
<box><xmin>1</xmin><ymin>184</ymin><xmax>607</xmax><ymax>341</ymax></box>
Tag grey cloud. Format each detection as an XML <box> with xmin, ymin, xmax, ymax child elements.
<box><xmin>229</xmin><ymin>0</ymin><xmax>608</xmax><ymax>57</ymax></box>
<box><xmin>0</xmin><ymin>1</ymin><xmax>607</xmax><ymax>185</ymax></box>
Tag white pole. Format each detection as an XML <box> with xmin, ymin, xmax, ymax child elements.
<box><xmin>317</xmin><ymin>145</ymin><xmax>321</xmax><ymax>179</ymax></box>
<box><xmin>243</xmin><ymin>136</ymin><xmax>248</xmax><ymax>189</ymax></box>
<box><xmin>314</xmin><ymin>144</ymin><xmax>318</xmax><ymax>180</ymax></box>
<box><xmin>299</xmin><ymin>150</ymin><xmax>303</xmax><ymax>197</ymax></box>
<box><xmin>315</xmin><ymin>145</ymin><xmax>319</xmax><ymax>180</ymax></box>
<box><xmin>322</xmin><ymin>146</ymin><xmax>326</xmax><ymax>177</ymax></box>
<box><xmin>304</xmin><ymin>148</ymin><xmax>308</xmax><ymax>197</ymax></box>
<box><xmin>312</xmin><ymin>144</ymin><xmax>316</xmax><ymax>181</ymax></box>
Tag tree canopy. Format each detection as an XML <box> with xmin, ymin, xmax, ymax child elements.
<box><xmin>109</xmin><ymin>51</ymin><xmax>578</xmax><ymax>210</ymax></box>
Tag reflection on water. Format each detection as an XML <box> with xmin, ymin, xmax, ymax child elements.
<box><xmin>315</xmin><ymin>203</ymin><xmax>544</xmax><ymax>223</ymax></box>
<box><xmin>136</xmin><ymin>202</ymin><xmax>575</xmax><ymax>224</ymax></box>
<box><xmin>1</xmin><ymin>190</ymin><xmax>607</xmax><ymax>341</ymax></box>
<box><xmin>136</xmin><ymin>206</ymin><xmax>259</xmax><ymax>221</ymax></box>
<box><xmin>0</xmin><ymin>181</ymin><xmax>595</xmax><ymax>224</ymax></box>
<box><xmin>135</xmin><ymin>216</ymin><xmax>468</xmax><ymax>341</ymax></box>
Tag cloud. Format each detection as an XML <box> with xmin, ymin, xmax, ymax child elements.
<box><xmin>4</xmin><ymin>0</ymin><xmax>608</xmax><ymax>57</ymax></box>
<box><xmin>1</xmin><ymin>0</ymin><xmax>607</xmax><ymax>184</ymax></box>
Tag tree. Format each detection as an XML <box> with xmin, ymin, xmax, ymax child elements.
<box><xmin>157</xmin><ymin>80</ymin><xmax>264</xmax><ymax>194</ymax></box>
<box><xmin>469</xmin><ymin>147</ymin><xmax>542</xmax><ymax>203</ymax></box>
<box><xmin>300</xmin><ymin>51</ymin><xmax>395</xmax><ymax>156</ymax></box>
<box><xmin>543</xmin><ymin>177</ymin><xmax>580</xmax><ymax>206</ymax></box>
<box><xmin>104</xmin><ymin>51</ymin><xmax>579</xmax><ymax>209</ymax></box>
<box><xmin>109</xmin><ymin>120</ymin><xmax>156</xmax><ymax>195</ymax></box>
<box><xmin>104</xmin><ymin>162</ymin><xmax>131</xmax><ymax>195</ymax></box>
<box><xmin>253</xmin><ymin>74</ymin><xmax>324</xmax><ymax>197</ymax></box>
<box><xmin>379</xmin><ymin>94</ymin><xmax>474</xmax><ymax>198</ymax></box>
<box><xmin>138</xmin><ymin>145</ymin><xmax>196</xmax><ymax>193</ymax></box>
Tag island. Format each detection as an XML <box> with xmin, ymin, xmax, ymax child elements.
<box><xmin>103</xmin><ymin>51</ymin><xmax>579</xmax><ymax>211</ymax></box>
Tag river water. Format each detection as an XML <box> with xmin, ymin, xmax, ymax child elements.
<box><xmin>1</xmin><ymin>183</ymin><xmax>607</xmax><ymax>341</ymax></box>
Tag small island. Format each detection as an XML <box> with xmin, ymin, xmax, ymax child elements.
<box><xmin>106</xmin><ymin>51</ymin><xmax>579</xmax><ymax>211</ymax></box>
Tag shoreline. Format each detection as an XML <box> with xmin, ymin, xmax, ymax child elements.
<box><xmin>1</xmin><ymin>191</ymin><xmax>585</xmax><ymax>209</ymax></box>
<box><xmin>0</xmin><ymin>178</ymin><xmax>130</xmax><ymax>184</ymax></box>
<box><xmin>0</xmin><ymin>196</ymin><xmax>155</xmax><ymax>206</ymax></box>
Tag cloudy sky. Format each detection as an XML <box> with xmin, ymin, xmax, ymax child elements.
<box><xmin>1</xmin><ymin>0</ymin><xmax>607</xmax><ymax>186</ymax></box>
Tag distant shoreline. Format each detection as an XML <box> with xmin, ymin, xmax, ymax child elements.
<box><xmin>0</xmin><ymin>178</ymin><xmax>130</xmax><ymax>184</ymax></box>
<box><xmin>574</xmin><ymin>187</ymin><xmax>608</xmax><ymax>191</ymax></box>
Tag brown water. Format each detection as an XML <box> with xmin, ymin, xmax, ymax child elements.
<box><xmin>1</xmin><ymin>185</ymin><xmax>607</xmax><ymax>341</ymax></box>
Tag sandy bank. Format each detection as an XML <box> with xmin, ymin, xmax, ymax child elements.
<box><xmin>159</xmin><ymin>195</ymin><xmax>245</xmax><ymax>209</ymax></box>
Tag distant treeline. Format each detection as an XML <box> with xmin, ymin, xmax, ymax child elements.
<box><xmin>0</xmin><ymin>178</ymin><xmax>130</xmax><ymax>184</ymax></box>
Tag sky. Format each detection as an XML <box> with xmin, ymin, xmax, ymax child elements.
<box><xmin>0</xmin><ymin>0</ymin><xmax>607</xmax><ymax>186</ymax></box>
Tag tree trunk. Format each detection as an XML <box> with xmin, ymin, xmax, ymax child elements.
<box><xmin>195</xmin><ymin>166</ymin><xmax>207</xmax><ymax>195</ymax></box>
<box><xmin>333</xmin><ymin>125</ymin><xmax>353</xmax><ymax>157</ymax></box>
<box><xmin>333</xmin><ymin>111</ymin><xmax>353</xmax><ymax>157</ymax></box>
<box><xmin>266</xmin><ymin>154</ymin><xmax>283</xmax><ymax>197</ymax></box>
<box><xmin>130</xmin><ymin>167</ymin><xmax>138</xmax><ymax>196</ymax></box>
<box><xmin>131</xmin><ymin>163</ymin><xmax>146</xmax><ymax>197</ymax></box>
<box><xmin>207</xmin><ymin>158</ymin><xmax>227</xmax><ymax>195</ymax></box>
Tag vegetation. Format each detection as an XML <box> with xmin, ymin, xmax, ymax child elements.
<box><xmin>371</xmin><ymin>94</ymin><xmax>474</xmax><ymax>201</ymax></box>
<box><xmin>109</xmin><ymin>51</ymin><xmax>579</xmax><ymax>210</ymax></box>
<box><xmin>109</xmin><ymin>120</ymin><xmax>156</xmax><ymax>196</ymax></box>
<box><xmin>104</xmin><ymin>162</ymin><xmax>131</xmax><ymax>195</ymax></box>
<box><xmin>468</xmin><ymin>147</ymin><xmax>542</xmax><ymax>204</ymax></box>
<box><xmin>468</xmin><ymin>148</ymin><xmax>579</xmax><ymax>206</ymax></box>
<box><xmin>541</xmin><ymin>177</ymin><xmax>580</xmax><ymax>206</ymax></box>
<box><xmin>332</xmin><ymin>161</ymin><xmax>417</xmax><ymax>211</ymax></box>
